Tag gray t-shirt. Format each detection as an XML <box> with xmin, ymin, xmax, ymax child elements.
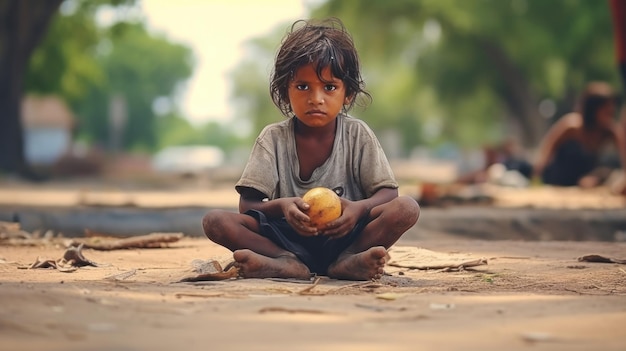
<box><xmin>235</xmin><ymin>114</ymin><xmax>398</xmax><ymax>201</ymax></box>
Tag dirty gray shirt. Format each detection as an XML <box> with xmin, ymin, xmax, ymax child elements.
<box><xmin>235</xmin><ymin>114</ymin><xmax>398</xmax><ymax>201</ymax></box>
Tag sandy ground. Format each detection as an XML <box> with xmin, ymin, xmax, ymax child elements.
<box><xmin>1</xmin><ymin>234</ymin><xmax>625</xmax><ymax>351</ymax></box>
<box><xmin>1</xmin><ymin>177</ymin><xmax>625</xmax><ymax>351</ymax></box>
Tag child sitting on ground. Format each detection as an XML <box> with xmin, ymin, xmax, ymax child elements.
<box><xmin>202</xmin><ymin>18</ymin><xmax>420</xmax><ymax>281</ymax></box>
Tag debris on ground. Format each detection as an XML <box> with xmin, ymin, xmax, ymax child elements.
<box><xmin>578</xmin><ymin>254</ymin><xmax>626</xmax><ymax>264</ymax></box>
<box><xmin>68</xmin><ymin>231</ymin><xmax>185</xmax><ymax>250</ymax></box>
<box><xmin>0</xmin><ymin>221</ymin><xmax>60</xmax><ymax>246</ymax></box>
<box><xmin>1</xmin><ymin>223</ymin><xmax>184</xmax><ymax>250</ymax></box>
<box><xmin>18</xmin><ymin>243</ymin><xmax>98</xmax><ymax>272</ymax></box>
<box><xmin>387</xmin><ymin>246</ymin><xmax>488</xmax><ymax>272</ymax></box>
<box><xmin>177</xmin><ymin>258</ymin><xmax>239</xmax><ymax>282</ymax></box>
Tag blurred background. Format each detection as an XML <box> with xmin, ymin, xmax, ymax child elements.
<box><xmin>0</xmin><ymin>0</ymin><xmax>623</xmax><ymax>194</ymax></box>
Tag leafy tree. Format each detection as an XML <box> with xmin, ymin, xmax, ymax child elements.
<box><xmin>0</xmin><ymin>0</ymin><xmax>137</xmax><ymax>177</ymax></box>
<box><xmin>0</xmin><ymin>0</ymin><xmax>64</xmax><ymax>176</ymax></box>
<box><xmin>197</xmin><ymin>121</ymin><xmax>247</xmax><ymax>156</ymax></box>
<box><xmin>73</xmin><ymin>22</ymin><xmax>194</xmax><ymax>151</ymax></box>
<box><xmin>28</xmin><ymin>2</ymin><xmax>193</xmax><ymax>152</ymax></box>
<box><xmin>156</xmin><ymin>114</ymin><xmax>243</xmax><ymax>156</ymax></box>
<box><xmin>24</xmin><ymin>1</ymin><xmax>108</xmax><ymax>104</ymax></box>
<box><xmin>156</xmin><ymin>113</ymin><xmax>201</xmax><ymax>149</ymax></box>
<box><xmin>230</xmin><ymin>32</ymin><xmax>287</xmax><ymax>137</ymax></box>
<box><xmin>0</xmin><ymin>0</ymin><xmax>193</xmax><ymax>178</ymax></box>
<box><xmin>312</xmin><ymin>0</ymin><xmax>619</xmax><ymax>149</ymax></box>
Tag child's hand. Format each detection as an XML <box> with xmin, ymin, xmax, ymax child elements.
<box><xmin>319</xmin><ymin>198</ymin><xmax>364</xmax><ymax>239</ymax></box>
<box><xmin>282</xmin><ymin>197</ymin><xmax>319</xmax><ymax>236</ymax></box>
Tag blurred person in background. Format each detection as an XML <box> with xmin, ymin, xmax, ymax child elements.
<box><xmin>533</xmin><ymin>82</ymin><xmax>626</xmax><ymax>194</ymax></box>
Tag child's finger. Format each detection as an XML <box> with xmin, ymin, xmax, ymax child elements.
<box><xmin>290</xmin><ymin>218</ymin><xmax>318</xmax><ymax>236</ymax></box>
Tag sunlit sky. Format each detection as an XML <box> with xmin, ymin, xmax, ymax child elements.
<box><xmin>140</xmin><ymin>0</ymin><xmax>310</xmax><ymax>125</ymax></box>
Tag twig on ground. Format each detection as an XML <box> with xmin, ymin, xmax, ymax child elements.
<box><xmin>389</xmin><ymin>257</ymin><xmax>488</xmax><ymax>271</ymax></box>
<box><xmin>104</xmin><ymin>269</ymin><xmax>137</xmax><ymax>281</ymax></box>
<box><xmin>70</xmin><ymin>232</ymin><xmax>184</xmax><ymax>250</ymax></box>
<box><xmin>175</xmin><ymin>292</ymin><xmax>225</xmax><ymax>298</ymax></box>
<box><xmin>578</xmin><ymin>254</ymin><xmax>626</xmax><ymax>264</ymax></box>
<box><xmin>258</xmin><ymin>307</ymin><xmax>329</xmax><ymax>314</ymax></box>
<box><xmin>298</xmin><ymin>276</ymin><xmax>322</xmax><ymax>295</ymax></box>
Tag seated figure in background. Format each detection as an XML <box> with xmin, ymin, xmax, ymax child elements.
<box><xmin>533</xmin><ymin>82</ymin><xmax>626</xmax><ymax>194</ymax></box>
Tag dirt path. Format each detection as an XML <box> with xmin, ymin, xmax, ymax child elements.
<box><xmin>1</xmin><ymin>179</ymin><xmax>625</xmax><ymax>350</ymax></box>
<box><xmin>1</xmin><ymin>236</ymin><xmax>625</xmax><ymax>351</ymax></box>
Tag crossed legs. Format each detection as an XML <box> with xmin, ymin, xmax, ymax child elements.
<box><xmin>202</xmin><ymin>195</ymin><xmax>420</xmax><ymax>280</ymax></box>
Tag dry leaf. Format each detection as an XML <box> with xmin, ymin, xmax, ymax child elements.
<box><xmin>376</xmin><ymin>293</ymin><xmax>406</xmax><ymax>301</ymax></box>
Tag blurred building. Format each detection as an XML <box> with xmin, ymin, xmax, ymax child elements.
<box><xmin>21</xmin><ymin>95</ymin><xmax>75</xmax><ymax>165</ymax></box>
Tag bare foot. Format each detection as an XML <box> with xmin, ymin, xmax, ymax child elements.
<box><xmin>579</xmin><ymin>175</ymin><xmax>600</xmax><ymax>188</ymax></box>
<box><xmin>233</xmin><ymin>249</ymin><xmax>311</xmax><ymax>279</ymax></box>
<box><xmin>327</xmin><ymin>246</ymin><xmax>389</xmax><ymax>281</ymax></box>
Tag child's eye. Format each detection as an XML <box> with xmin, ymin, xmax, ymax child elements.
<box><xmin>325</xmin><ymin>85</ymin><xmax>337</xmax><ymax>91</ymax></box>
<box><xmin>296</xmin><ymin>84</ymin><xmax>308</xmax><ymax>90</ymax></box>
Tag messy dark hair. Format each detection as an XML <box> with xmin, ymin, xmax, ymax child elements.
<box><xmin>577</xmin><ymin>81</ymin><xmax>619</xmax><ymax>130</ymax></box>
<box><xmin>270</xmin><ymin>18</ymin><xmax>371</xmax><ymax>117</ymax></box>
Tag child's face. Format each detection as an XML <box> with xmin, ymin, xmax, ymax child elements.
<box><xmin>288</xmin><ymin>63</ymin><xmax>350</xmax><ymax>127</ymax></box>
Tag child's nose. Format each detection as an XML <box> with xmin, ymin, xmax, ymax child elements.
<box><xmin>308</xmin><ymin>89</ymin><xmax>324</xmax><ymax>104</ymax></box>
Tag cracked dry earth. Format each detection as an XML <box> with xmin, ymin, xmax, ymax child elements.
<box><xmin>1</xmin><ymin>236</ymin><xmax>625</xmax><ymax>351</ymax></box>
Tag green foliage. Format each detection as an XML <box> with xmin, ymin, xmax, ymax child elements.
<box><xmin>230</xmin><ymin>0</ymin><xmax>620</xmax><ymax>155</ymax></box>
<box><xmin>93</xmin><ymin>23</ymin><xmax>193</xmax><ymax>150</ymax></box>
<box><xmin>311</xmin><ymin>0</ymin><xmax>619</xmax><ymax>148</ymax></box>
<box><xmin>27</xmin><ymin>0</ymin><xmax>620</xmax><ymax>158</ymax></box>
<box><xmin>156</xmin><ymin>113</ymin><xmax>201</xmax><ymax>148</ymax></box>
<box><xmin>25</xmin><ymin>2</ymin><xmax>104</xmax><ymax>102</ymax></box>
<box><xmin>25</xmin><ymin>0</ymin><xmax>194</xmax><ymax>152</ymax></box>
<box><xmin>155</xmin><ymin>114</ymin><xmax>244</xmax><ymax>155</ymax></box>
<box><xmin>230</xmin><ymin>29</ymin><xmax>289</xmax><ymax>136</ymax></box>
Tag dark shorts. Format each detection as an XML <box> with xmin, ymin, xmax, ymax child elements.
<box><xmin>541</xmin><ymin>140</ymin><xmax>597</xmax><ymax>186</ymax></box>
<box><xmin>244</xmin><ymin>209</ymin><xmax>369</xmax><ymax>274</ymax></box>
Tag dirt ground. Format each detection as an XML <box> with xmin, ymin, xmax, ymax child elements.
<box><xmin>1</xmin><ymin>233</ymin><xmax>625</xmax><ymax>351</ymax></box>
<box><xmin>1</xmin><ymin>179</ymin><xmax>626</xmax><ymax>351</ymax></box>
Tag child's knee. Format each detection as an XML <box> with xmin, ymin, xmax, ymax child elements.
<box><xmin>383</xmin><ymin>196</ymin><xmax>420</xmax><ymax>230</ymax></box>
<box><xmin>202</xmin><ymin>210</ymin><xmax>227</xmax><ymax>240</ymax></box>
<box><xmin>394</xmin><ymin>196</ymin><xmax>420</xmax><ymax>226</ymax></box>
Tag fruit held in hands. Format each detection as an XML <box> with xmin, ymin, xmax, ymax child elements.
<box><xmin>302</xmin><ymin>187</ymin><xmax>342</xmax><ymax>229</ymax></box>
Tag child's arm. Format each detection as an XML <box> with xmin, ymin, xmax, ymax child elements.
<box><xmin>533</xmin><ymin>114</ymin><xmax>574</xmax><ymax>178</ymax></box>
<box><xmin>321</xmin><ymin>187</ymin><xmax>398</xmax><ymax>239</ymax></box>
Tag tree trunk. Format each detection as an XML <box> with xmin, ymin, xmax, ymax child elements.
<box><xmin>478</xmin><ymin>38</ymin><xmax>547</xmax><ymax>149</ymax></box>
<box><xmin>0</xmin><ymin>0</ymin><xmax>63</xmax><ymax>176</ymax></box>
